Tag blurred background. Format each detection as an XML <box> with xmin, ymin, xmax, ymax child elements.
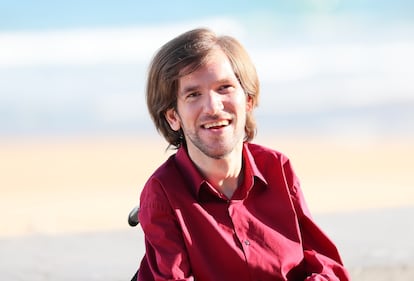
<box><xmin>1</xmin><ymin>0</ymin><xmax>413</xmax><ymax>280</ymax></box>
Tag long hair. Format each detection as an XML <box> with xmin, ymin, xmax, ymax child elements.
<box><xmin>146</xmin><ymin>28</ymin><xmax>260</xmax><ymax>148</ymax></box>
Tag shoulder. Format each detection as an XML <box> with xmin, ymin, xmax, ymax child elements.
<box><xmin>150</xmin><ymin>153</ymin><xmax>179</xmax><ymax>182</ymax></box>
<box><xmin>140</xmin><ymin>154</ymin><xmax>175</xmax><ymax>193</ymax></box>
<box><xmin>142</xmin><ymin>153</ymin><xmax>181</xmax><ymax>194</ymax></box>
<box><xmin>245</xmin><ymin>142</ymin><xmax>290</xmax><ymax>166</ymax></box>
<box><xmin>138</xmin><ymin>154</ymin><xmax>181</xmax><ymax>218</ymax></box>
<box><xmin>140</xmin><ymin>152</ymin><xmax>193</xmax><ymax>206</ymax></box>
<box><xmin>245</xmin><ymin>142</ymin><xmax>300</xmax><ymax>193</ymax></box>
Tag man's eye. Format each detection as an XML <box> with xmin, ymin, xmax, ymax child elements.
<box><xmin>186</xmin><ymin>92</ymin><xmax>200</xmax><ymax>99</ymax></box>
<box><xmin>219</xmin><ymin>85</ymin><xmax>234</xmax><ymax>92</ymax></box>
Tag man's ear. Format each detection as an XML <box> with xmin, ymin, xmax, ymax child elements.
<box><xmin>246</xmin><ymin>94</ymin><xmax>254</xmax><ymax>112</ymax></box>
<box><xmin>165</xmin><ymin>108</ymin><xmax>181</xmax><ymax>131</ymax></box>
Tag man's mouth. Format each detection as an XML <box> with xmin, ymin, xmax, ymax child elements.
<box><xmin>202</xmin><ymin>120</ymin><xmax>230</xmax><ymax>129</ymax></box>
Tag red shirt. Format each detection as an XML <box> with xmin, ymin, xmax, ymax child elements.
<box><xmin>137</xmin><ymin>143</ymin><xmax>350</xmax><ymax>281</ymax></box>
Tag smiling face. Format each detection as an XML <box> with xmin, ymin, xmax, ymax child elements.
<box><xmin>165</xmin><ymin>49</ymin><xmax>253</xmax><ymax>160</ymax></box>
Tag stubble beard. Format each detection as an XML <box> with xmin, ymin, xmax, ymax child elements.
<box><xmin>184</xmin><ymin>122</ymin><xmax>245</xmax><ymax>160</ymax></box>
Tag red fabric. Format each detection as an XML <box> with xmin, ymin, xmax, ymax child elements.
<box><xmin>137</xmin><ymin>143</ymin><xmax>350</xmax><ymax>281</ymax></box>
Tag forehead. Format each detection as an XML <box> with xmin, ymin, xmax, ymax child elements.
<box><xmin>178</xmin><ymin>50</ymin><xmax>236</xmax><ymax>85</ymax></box>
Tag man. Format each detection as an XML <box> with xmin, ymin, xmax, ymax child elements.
<box><xmin>135</xmin><ymin>28</ymin><xmax>350</xmax><ymax>281</ymax></box>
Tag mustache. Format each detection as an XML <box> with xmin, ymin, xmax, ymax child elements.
<box><xmin>199</xmin><ymin>113</ymin><xmax>232</xmax><ymax>123</ymax></box>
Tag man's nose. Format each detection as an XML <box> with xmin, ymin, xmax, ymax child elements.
<box><xmin>204</xmin><ymin>91</ymin><xmax>224</xmax><ymax>114</ymax></box>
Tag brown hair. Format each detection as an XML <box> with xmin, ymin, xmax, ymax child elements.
<box><xmin>146</xmin><ymin>28</ymin><xmax>260</xmax><ymax>148</ymax></box>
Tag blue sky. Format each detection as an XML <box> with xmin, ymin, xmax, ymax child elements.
<box><xmin>1</xmin><ymin>1</ymin><xmax>271</xmax><ymax>30</ymax></box>
<box><xmin>1</xmin><ymin>0</ymin><xmax>412</xmax><ymax>31</ymax></box>
<box><xmin>1</xmin><ymin>1</ymin><xmax>413</xmax><ymax>137</ymax></box>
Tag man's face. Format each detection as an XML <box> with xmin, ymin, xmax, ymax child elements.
<box><xmin>165</xmin><ymin>49</ymin><xmax>253</xmax><ymax>160</ymax></box>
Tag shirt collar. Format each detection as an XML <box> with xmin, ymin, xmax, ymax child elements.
<box><xmin>242</xmin><ymin>142</ymin><xmax>268</xmax><ymax>189</ymax></box>
<box><xmin>175</xmin><ymin>146</ymin><xmax>206</xmax><ymax>198</ymax></box>
<box><xmin>174</xmin><ymin>143</ymin><xmax>268</xmax><ymax>201</ymax></box>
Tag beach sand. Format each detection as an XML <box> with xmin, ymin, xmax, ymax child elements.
<box><xmin>1</xmin><ymin>135</ymin><xmax>413</xmax><ymax>280</ymax></box>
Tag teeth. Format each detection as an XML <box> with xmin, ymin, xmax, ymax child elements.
<box><xmin>203</xmin><ymin>120</ymin><xmax>229</xmax><ymax>129</ymax></box>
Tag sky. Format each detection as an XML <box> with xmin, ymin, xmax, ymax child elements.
<box><xmin>1</xmin><ymin>0</ymin><xmax>413</xmax><ymax>137</ymax></box>
<box><xmin>1</xmin><ymin>1</ymin><xmax>413</xmax><ymax>31</ymax></box>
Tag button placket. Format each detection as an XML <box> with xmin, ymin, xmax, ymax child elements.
<box><xmin>229</xmin><ymin>201</ymin><xmax>251</xmax><ymax>255</ymax></box>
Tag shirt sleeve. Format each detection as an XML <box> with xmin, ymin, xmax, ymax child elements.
<box><xmin>138</xmin><ymin>178</ymin><xmax>194</xmax><ymax>281</ymax></box>
<box><xmin>282</xmin><ymin>158</ymin><xmax>351</xmax><ymax>281</ymax></box>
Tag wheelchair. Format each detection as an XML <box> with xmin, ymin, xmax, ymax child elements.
<box><xmin>128</xmin><ymin>206</ymin><xmax>140</xmax><ymax>281</ymax></box>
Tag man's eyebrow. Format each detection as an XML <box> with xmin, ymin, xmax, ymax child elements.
<box><xmin>216</xmin><ymin>78</ymin><xmax>234</xmax><ymax>84</ymax></box>
<box><xmin>180</xmin><ymin>85</ymin><xmax>200</xmax><ymax>96</ymax></box>
<box><xmin>179</xmin><ymin>78</ymin><xmax>236</xmax><ymax>96</ymax></box>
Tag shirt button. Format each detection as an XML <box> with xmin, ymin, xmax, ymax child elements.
<box><xmin>244</xmin><ymin>240</ymin><xmax>250</xmax><ymax>246</ymax></box>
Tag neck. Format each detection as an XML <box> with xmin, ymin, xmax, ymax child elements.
<box><xmin>190</xmin><ymin>144</ymin><xmax>244</xmax><ymax>199</ymax></box>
